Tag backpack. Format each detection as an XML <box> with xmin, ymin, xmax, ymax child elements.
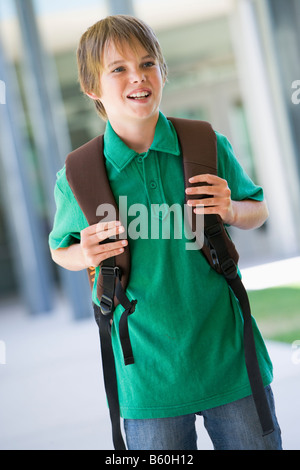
<box><xmin>65</xmin><ymin>117</ymin><xmax>274</xmax><ymax>449</ymax></box>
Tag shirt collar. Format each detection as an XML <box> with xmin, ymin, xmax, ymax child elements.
<box><xmin>103</xmin><ymin>112</ymin><xmax>181</xmax><ymax>173</ymax></box>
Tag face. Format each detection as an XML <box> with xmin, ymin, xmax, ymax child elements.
<box><xmin>89</xmin><ymin>40</ymin><xmax>165</xmax><ymax>126</ymax></box>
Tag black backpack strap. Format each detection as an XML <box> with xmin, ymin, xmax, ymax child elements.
<box><xmin>93</xmin><ymin>303</ymin><xmax>126</xmax><ymax>450</ymax></box>
<box><xmin>100</xmin><ymin>259</ymin><xmax>136</xmax><ymax>366</ymax></box>
<box><xmin>228</xmin><ymin>276</ymin><xmax>274</xmax><ymax>435</ymax></box>
<box><xmin>204</xmin><ymin>214</ymin><xmax>274</xmax><ymax>435</ymax></box>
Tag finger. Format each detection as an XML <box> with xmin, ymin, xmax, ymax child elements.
<box><xmin>188</xmin><ymin>174</ymin><xmax>225</xmax><ymax>185</ymax></box>
<box><xmin>89</xmin><ymin>241</ymin><xmax>128</xmax><ymax>267</ymax></box>
<box><xmin>187</xmin><ymin>198</ymin><xmax>218</xmax><ymax>207</ymax></box>
<box><xmin>98</xmin><ymin>245</ymin><xmax>127</xmax><ymax>265</ymax></box>
<box><xmin>186</xmin><ymin>184</ymin><xmax>230</xmax><ymax>199</ymax></box>
<box><xmin>186</xmin><ymin>185</ymin><xmax>215</xmax><ymax>196</ymax></box>
<box><xmin>99</xmin><ymin>239</ymin><xmax>128</xmax><ymax>253</ymax></box>
<box><xmin>96</xmin><ymin>224</ymin><xmax>125</xmax><ymax>242</ymax></box>
<box><xmin>96</xmin><ymin>219</ymin><xmax>122</xmax><ymax>233</ymax></box>
<box><xmin>81</xmin><ymin>226</ymin><xmax>125</xmax><ymax>250</ymax></box>
<box><xmin>86</xmin><ymin>240</ymin><xmax>127</xmax><ymax>257</ymax></box>
<box><xmin>85</xmin><ymin>239</ymin><xmax>127</xmax><ymax>256</ymax></box>
<box><xmin>84</xmin><ymin>220</ymin><xmax>121</xmax><ymax>236</ymax></box>
<box><xmin>188</xmin><ymin>196</ymin><xmax>230</xmax><ymax>207</ymax></box>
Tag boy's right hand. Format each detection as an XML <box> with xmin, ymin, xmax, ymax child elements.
<box><xmin>80</xmin><ymin>220</ymin><xmax>127</xmax><ymax>268</ymax></box>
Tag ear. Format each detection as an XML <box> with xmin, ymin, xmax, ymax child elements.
<box><xmin>86</xmin><ymin>91</ymin><xmax>100</xmax><ymax>101</ymax></box>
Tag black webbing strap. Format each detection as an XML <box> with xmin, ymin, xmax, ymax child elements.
<box><xmin>93</xmin><ymin>303</ymin><xmax>126</xmax><ymax>450</ymax></box>
<box><xmin>116</xmin><ymin>281</ymin><xmax>137</xmax><ymax>366</ymax></box>
<box><xmin>228</xmin><ymin>276</ymin><xmax>274</xmax><ymax>436</ymax></box>
<box><xmin>204</xmin><ymin>215</ymin><xmax>274</xmax><ymax>436</ymax></box>
<box><xmin>100</xmin><ymin>258</ymin><xmax>137</xmax><ymax>366</ymax></box>
<box><xmin>97</xmin><ymin>258</ymin><xmax>137</xmax><ymax>450</ymax></box>
<box><xmin>100</xmin><ymin>257</ymin><xmax>117</xmax><ymax>315</ymax></box>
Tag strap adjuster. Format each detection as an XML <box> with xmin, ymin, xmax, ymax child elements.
<box><xmin>100</xmin><ymin>294</ymin><xmax>114</xmax><ymax>316</ymax></box>
<box><xmin>221</xmin><ymin>258</ymin><xmax>237</xmax><ymax>280</ymax></box>
<box><xmin>101</xmin><ymin>266</ymin><xmax>121</xmax><ymax>279</ymax></box>
<box><xmin>205</xmin><ymin>223</ymin><xmax>222</xmax><ymax>239</ymax></box>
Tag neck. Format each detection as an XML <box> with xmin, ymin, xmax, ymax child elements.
<box><xmin>108</xmin><ymin>113</ymin><xmax>159</xmax><ymax>153</ymax></box>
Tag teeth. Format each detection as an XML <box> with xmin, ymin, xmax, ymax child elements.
<box><xmin>128</xmin><ymin>91</ymin><xmax>150</xmax><ymax>98</ymax></box>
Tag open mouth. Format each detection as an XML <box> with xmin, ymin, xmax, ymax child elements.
<box><xmin>127</xmin><ymin>91</ymin><xmax>151</xmax><ymax>100</ymax></box>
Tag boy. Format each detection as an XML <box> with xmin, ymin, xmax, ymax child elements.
<box><xmin>49</xmin><ymin>15</ymin><xmax>282</xmax><ymax>450</ymax></box>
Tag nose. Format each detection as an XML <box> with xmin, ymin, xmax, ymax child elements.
<box><xmin>129</xmin><ymin>67</ymin><xmax>146</xmax><ymax>83</ymax></box>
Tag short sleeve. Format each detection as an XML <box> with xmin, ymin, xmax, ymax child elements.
<box><xmin>48</xmin><ymin>166</ymin><xmax>88</xmax><ymax>250</ymax></box>
<box><xmin>216</xmin><ymin>132</ymin><xmax>264</xmax><ymax>202</ymax></box>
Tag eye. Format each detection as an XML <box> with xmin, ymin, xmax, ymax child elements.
<box><xmin>142</xmin><ymin>61</ymin><xmax>155</xmax><ymax>68</ymax></box>
<box><xmin>112</xmin><ymin>66</ymin><xmax>125</xmax><ymax>73</ymax></box>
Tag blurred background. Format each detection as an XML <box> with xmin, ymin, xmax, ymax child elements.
<box><xmin>0</xmin><ymin>0</ymin><xmax>299</xmax><ymax>450</ymax></box>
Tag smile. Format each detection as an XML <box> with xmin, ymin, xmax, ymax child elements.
<box><xmin>127</xmin><ymin>91</ymin><xmax>151</xmax><ymax>100</ymax></box>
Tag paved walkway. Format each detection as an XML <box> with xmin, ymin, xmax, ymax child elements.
<box><xmin>0</xmin><ymin>257</ymin><xmax>299</xmax><ymax>450</ymax></box>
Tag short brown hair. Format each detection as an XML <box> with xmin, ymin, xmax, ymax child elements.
<box><xmin>77</xmin><ymin>15</ymin><xmax>168</xmax><ymax>120</ymax></box>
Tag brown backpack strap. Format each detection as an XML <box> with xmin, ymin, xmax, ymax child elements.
<box><xmin>168</xmin><ymin>117</ymin><xmax>239</xmax><ymax>273</ymax></box>
<box><xmin>65</xmin><ymin>135</ymin><xmax>131</xmax><ymax>308</ymax></box>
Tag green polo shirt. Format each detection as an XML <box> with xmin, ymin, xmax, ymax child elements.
<box><xmin>49</xmin><ymin>112</ymin><xmax>273</xmax><ymax>419</ymax></box>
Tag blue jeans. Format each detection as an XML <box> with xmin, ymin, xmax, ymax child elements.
<box><xmin>124</xmin><ymin>386</ymin><xmax>282</xmax><ymax>450</ymax></box>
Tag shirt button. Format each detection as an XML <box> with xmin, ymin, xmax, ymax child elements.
<box><xmin>137</xmin><ymin>156</ymin><xmax>143</xmax><ymax>163</ymax></box>
<box><xmin>150</xmin><ymin>181</ymin><xmax>157</xmax><ymax>189</ymax></box>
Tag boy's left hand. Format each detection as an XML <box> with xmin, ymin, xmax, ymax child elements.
<box><xmin>185</xmin><ymin>174</ymin><xmax>235</xmax><ymax>225</ymax></box>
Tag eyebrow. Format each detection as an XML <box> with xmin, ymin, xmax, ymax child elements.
<box><xmin>107</xmin><ymin>55</ymin><xmax>154</xmax><ymax>69</ymax></box>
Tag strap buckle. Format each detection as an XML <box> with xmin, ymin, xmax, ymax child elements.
<box><xmin>221</xmin><ymin>258</ymin><xmax>237</xmax><ymax>280</ymax></box>
<box><xmin>99</xmin><ymin>265</ymin><xmax>122</xmax><ymax>315</ymax></box>
<box><xmin>100</xmin><ymin>294</ymin><xmax>114</xmax><ymax>316</ymax></box>
<box><xmin>101</xmin><ymin>266</ymin><xmax>121</xmax><ymax>279</ymax></box>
